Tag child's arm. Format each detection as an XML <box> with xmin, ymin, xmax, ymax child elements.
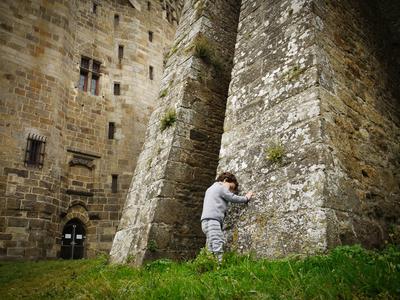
<box><xmin>221</xmin><ymin>188</ymin><xmax>252</xmax><ymax>203</ymax></box>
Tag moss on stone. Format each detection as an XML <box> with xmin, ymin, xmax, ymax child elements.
<box><xmin>159</xmin><ymin>88</ymin><xmax>168</xmax><ymax>98</ymax></box>
<box><xmin>286</xmin><ymin>64</ymin><xmax>307</xmax><ymax>81</ymax></box>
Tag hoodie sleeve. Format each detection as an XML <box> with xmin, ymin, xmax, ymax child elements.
<box><xmin>220</xmin><ymin>187</ymin><xmax>248</xmax><ymax>203</ymax></box>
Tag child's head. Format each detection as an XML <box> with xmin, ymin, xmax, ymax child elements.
<box><xmin>216</xmin><ymin>172</ymin><xmax>239</xmax><ymax>192</ymax></box>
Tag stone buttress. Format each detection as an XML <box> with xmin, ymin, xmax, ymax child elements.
<box><xmin>110</xmin><ymin>0</ymin><xmax>241</xmax><ymax>264</ymax></box>
<box><xmin>222</xmin><ymin>0</ymin><xmax>399</xmax><ymax>257</ymax></box>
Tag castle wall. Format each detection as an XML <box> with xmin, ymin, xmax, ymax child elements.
<box><xmin>0</xmin><ymin>0</ymin><xmax>75</xmax><ymax>259</ymax></box>
<box><xmin>0</xmin><ymin>0</ymin><xmax>178</xmax><ymax>259</ymax></box>
<box><xmin>110</xmin><ymin>0</ymin><xmax>241</xmax><ymax>265</ymax></box>
<box><xmin>221</xmin><ymin>0</ymin><xmax>328</xmax><ymax>257</ymax></box>
<box><xmin>222</xmin><ymin>0</ymin><xmax>399</xmax><ymax>257</ymax></box>
<box><xmin>111</xmin><ymin>0</ymin><xmax>399</xmax><ymax>264</ymax></box>
<box><xmin>315</xmin><ymin>0</ymin><xmax>400</xmax><ymax>248</ymax></box>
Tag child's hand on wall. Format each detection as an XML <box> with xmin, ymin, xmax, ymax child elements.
<box><xmin>245</xmin><ymin>192</ymin><xmax>254</xmax><ymax>201</ymax></box>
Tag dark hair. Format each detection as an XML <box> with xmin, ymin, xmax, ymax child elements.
<box><xmin>216</xmin><ymin>172</ymin><xmax>239</xmax><ymax>191</ymax></box>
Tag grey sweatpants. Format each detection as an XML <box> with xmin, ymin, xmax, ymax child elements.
<box><xmin>201</xmin><ymin>219</ymin><xmax>224</xmax><ymax>260</ymax></box>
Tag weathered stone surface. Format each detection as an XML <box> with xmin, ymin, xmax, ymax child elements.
<box><xmin>2</xmin><ymin>0</ymin><xmax>399</xmax><ymax>263</ymax></box>
<box><xmin>0</xmin><ymin>0</ymin><xmax>181</xmax><ymax>260</ymax></box>
<box><xmin>109</xmin><ymin>0</ymin><xmax>399</xmax><ymax>265</ymax></box>
<box><xmin>222</xmin><ymin>0</ymin><xmax>399</xmax><ymax>257</ymax></box>
<box><xmin>110</xmin><ymin>0</ymin><xmax>242</xmax><ymax>265</ymax></box>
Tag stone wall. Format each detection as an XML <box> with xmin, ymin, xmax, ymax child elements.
<box><xmin>315</xmin><ymin>0</ymin><xmax>400</xmax><ymax>248</ymax></box>
<box><xmin>221</xmin><ymin>0</ymin><xmax>328</xmax><ymax>257</ymax></box>
<box><xmin>110</xmin><ymin>0</ymin><xmax>241</xmax><ymax>265</ymax></box>
<box><xmin>0</xmin><ymin>0</ymin><xmax>179</xmax><ymax>259</ymax></box>
<box><xmin>111</xmin><ymin>0</ymin><xmax>399</xmax><ymax>264</ymax></box>
<box><xmin>222</xmin><ymin>0</ymin><xmax>399</xmax><ymax>257</ymax></box>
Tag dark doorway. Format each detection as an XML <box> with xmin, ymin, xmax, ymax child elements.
<box><xmin>61</xmin><ymin>219</ymin><xmax>86</xmax><ymax>259</ymax></box>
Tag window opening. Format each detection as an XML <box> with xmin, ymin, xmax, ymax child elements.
<box><xmin>147</xmin><ymin>1</ymin><xmax>151</xmax><ymax>11</ymax></box>
<box><xmin>91</xmin><ymin>61</ymin><xmax>100</xmax><ymax>95</ymax></box>
<box><xmin>118</xmin><ymin>45</ymin><xmax>124</xmax><ymax>60</ymax></box>
<box><xmin>90</xmin><ymin>75</ymin><xmax>99</xmax><ymax>95</ymax></box>
<box><xmin>79</xmin><ymin>57</ymin><xmax>89</xmax><ymax>92</ymax></box>
<box><xmin>114</xmin><ymin>83</ymin><xmax>120</xmax><ymax>95</ymax></box>
<box><xmin>112</xmin><ymin>175</ymin><xmax>118</xmax><ymax>193</ymax></box>
<box><xmin>24</xmin><ymin>133</ymin><xmax>46</xmax><ymax>168</ymax></box>
<box><xmin>148</xmin><ymin>31</ymin><xmax>153</xmax><ymax>42</ymax></box>
<box><xmin>149</xmin><ymin>66</ymin><xmax>154</xmax><ymax>80</ymax></box>
<box><xmin>108</xmin><ymin>122</ymin><xmax>115</xmax><ymax>139</ymax></box>
<box><xmin>93</xmin><ymin>2</ymin><xmax>97</xmax><ymax>14</ymax></box>
<box><xmin>78</xmin><ymin>57</ymin><xmax>101</xmax><ymax>95</ymax></box>
<box><xmin>114</xmin><ymin>14</ymin><xmax>119</xmax><ymax>27</ymax></box>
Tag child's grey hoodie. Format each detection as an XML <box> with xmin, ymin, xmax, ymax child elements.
<box><xmin>200</xmin><ymin>182</ymin><xmax>248</xmax><ymax>223</ymax></box>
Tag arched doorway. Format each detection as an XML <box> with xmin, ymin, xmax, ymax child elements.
<box><xmin>61</xmin><ymin>218</ymin><xmax>86</xmax><ymax>259</ymax></box>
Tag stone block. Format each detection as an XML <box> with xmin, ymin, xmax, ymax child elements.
<box><xmin>29</xmin><ymin>219</ymin><xmax>45</xmax><ymax>229</ymax></box>
<box><xmin>8</xmin><ymin>218</ymin><xmax>28</xmax><ymax>227</ymax></box>
<box><xmin>7</xmin><ymin>248</ymin><xmax>24</xmax><ymax>256</ymax></box>
<box><xmin>0</xmin><ymin>233</ymin><xmax>12</xmax><ymax>240</ymax></box>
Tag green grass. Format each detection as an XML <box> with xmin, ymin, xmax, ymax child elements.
<box><xmin>0</xmin><ymin>245</ymin><xmax>399</xmax><ymax>299</ymax></box>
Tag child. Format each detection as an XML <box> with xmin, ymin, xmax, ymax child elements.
<box><xmin>200</xmin><ymin>172</ymin><xmax>253</xmax><ymax>261</ymax></box>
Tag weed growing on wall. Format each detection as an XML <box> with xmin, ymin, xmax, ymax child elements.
<box><xmin>160</xmin><ymin>109</ymin><xmax>176</xmax><ymax>131</ymax></box>
<box><xmin>147</xmin><ymin>240</ymin><xmax>158</xmax><ymax>252</ymax></box>
<box><xmin>190</xmin><ymin>35</ymin><xmax>223</xmax><ymax>72</ymax></box>
<box><xmin>159</xmin><ymin>88</ymin><xmax>168</xmax><ymax>98</ymax></box>
<box><xmin>266</xmin><ymin>140</ymin><xmax>285</xmax><ymax>165</ymax></box>
<box><xmin>286</xmin><ymin>64</ymin><xmax>307</xmax><ymax>81</ymax></box>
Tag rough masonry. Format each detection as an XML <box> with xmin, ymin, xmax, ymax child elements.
<box><xmin>111</xmin><ymin>0</ymin><xmax>399</xmax><ymax>264</ymax></box>
<box><xmin>110</xmin><ymin>0</ymin><xmax>241</xmax><ymax>264</ymax></box>
<box><xmin>0</xmin><ymin>0</ymin><xmax>182</xmax><ymax>259</ymax></box>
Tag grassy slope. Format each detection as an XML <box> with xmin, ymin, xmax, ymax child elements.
<box><xmin>0</xmin><ymin>245</ymin><xmax>399</xmax><ymax>299</ymax></box>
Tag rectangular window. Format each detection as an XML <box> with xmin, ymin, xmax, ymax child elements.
<box><xmin>148</xmin><ymin>31</ymin><xmax>153</xmax><ymax>42</ymax></box>
<box><xmin>118</xmin><ymin>45</ymin><xmax>124</xmax><ymax>60</ymax></box>
<box><xmin>24</xmin><ymin>134</ymin><xmax>46</xmax><ymax>168</ymax></box>
<box><xmin>91</xmin><ymin>75</ymin><xmax>99</xmax><ymax>95</ymax></box>
<box><xmin>163</xmin><ymin>3</ymin><xmax>175</xmax><ymax>24</ymax></box>
<box><xmin>81</xmin><ymin>57</ymin><xmax>90</xmax><ymax>70</ymax></box>
<box><xmin>111</xmin><ymin>175</ymin><xmax>118</xmax><ymax>193</ymax></box>
<box><xmin>114</xmin><ymin>14</ymin><xmax>119</xmax><ymax>27</ymax></box>
<box><xmin>92</xmin><ymin>61</ymin><xmax>101</xmax><ymax>73</ymax></box>
<box><xmin>93</xmin><ymin>3</ymin><xmax>97</xmax><ymax>14</ymax></box>
<box><xmin>79</xmin><ymin>71</ymin><xmax>88</xmax><ymax>92</ymax></box>
<box><xmin>147</xmin><ymin>1</ymin><xmax>151</xmax><ymax>11</ymax></box>
<box><xmin>114</xmin><ymin>83</ymin><xmax>120</xmax><ymax>95</ymax></box>
<box><xmin>149</xmin><ymin>66</ymin><xmax>154</xmax><ymax>80</ymax></box>
<box><xmin>108</xmin><ymin>122</ymin><xmax>115</xmax><ymax>139</ymax></box>
<box><xmin>79</xmin><ymin>57</ymin><xmax>101</xmax><ymax>95</ymax></box>
<box><xmin>166</xmin><ymin>5</ymin><xmax>171</xmax><ymax>23</ymax></box>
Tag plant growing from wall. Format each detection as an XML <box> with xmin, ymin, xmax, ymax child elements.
<box><xmin>286</xmin><ymin>64</ymin><xmax>307</xmax><ymax>81</ymax></box>
<box><xmin>266</xmin><ymin>140</ymin><xmax>285</xmax><ymax>165</ymax></box>
<box><xmin>147</xmin><ymin>240</ymin><xmax>158</xmax><ymax>252</ymax></box>
<box><xmin>159</xmin><ymin>88</ymin><xmax>168</xmax><ymax>98</ymax></box>
<box><xmin>126</xmin><ymin>254</ymin><xmax>135</xmax><ymax>264</ymax></box>
<box><xmin>160</xmin><ymin>108</ymin><xmax>176</xmax><ymax>131</ymax></box>
<box><xmin>189</xmin><ymin>35</ymin><xmax>223</xmax><ymax>72</ymax></box>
